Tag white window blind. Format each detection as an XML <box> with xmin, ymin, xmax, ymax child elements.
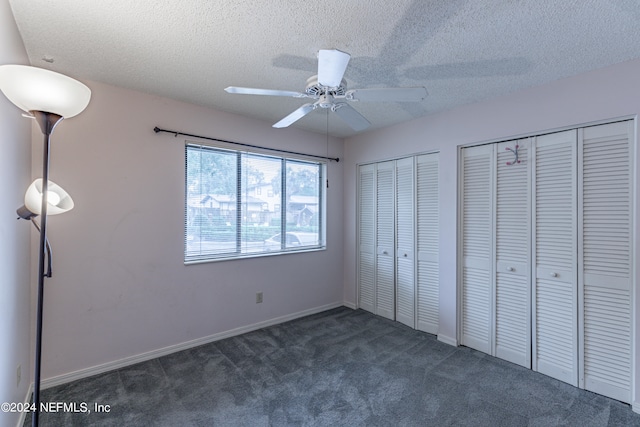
<box><xmin>185</xmin><ymin>144</ymin><xmax>324</xmax><ymax>263</ymax></box>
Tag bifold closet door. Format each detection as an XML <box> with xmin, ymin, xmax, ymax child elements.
<box><xmin>416</xmin><ymin>153</ymin><xmax>439</xmax><ymax>334</ymax></box>
<box><xmin>461</xmin><ymin>145</ymin><xmax>494</xmax><ymax>353</ymax></box>
<box><xmin>358</xmin><ymin>164</ymin><xmax>376</xmax><ymax>314</ymax></box>
<box><xmin>395</xmin><ymin>157</ymin><xmax>415</xmax><ymax>328</ymax></box>
<box><xmin>532</xmin><ymin>129</ymin><xmax>578</xmax><ymax>386</ymax></box>
<box><xmin>579</xmin><ymin>121</ymin><xmax>633</xmax><ymax>403</ymax></box>
<box><xmin>494</xmin><ymin>139</ymin><xmax>531</xmax><ymax>368</ymax></box>
<box><xmin>376</xmin><ymin>161</ymin><xmax>395</xmax><ymax>320</ymax></box>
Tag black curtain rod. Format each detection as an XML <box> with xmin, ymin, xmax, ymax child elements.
<box><xmin>153</xmin><ymin>126</ymin><xmax>339</xmax><ymax>162</ymax></box>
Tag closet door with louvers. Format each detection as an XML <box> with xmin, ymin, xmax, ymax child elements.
<box><xmin>494</xmin><ymin>139</ymin><xmax>531</xmax><ymax>368</ymax></box>
<box><xmin>395</xmin><ymin>157</ymin><xmax>415</xmax><ymax>327</ymax></box>
<box><xmin>376</xmin><ymin>161</ymin><xmax>396</xmax><ymax>320</ymax></box>
<box><xmin>358</xmin><ymin>164</ymin><xmax>376</xmax><ymax>314</ymax></box>
<box><xmin>579</xmin><ymin>121</ymin><xmax>633</xmax><ymax>403</ymax></box>
<box><xmin>532</xmin><ymin>130</ymin><xmax>578</xmax><ymax>386</ymax></box>
<box><xmin>416</xmin><ymin>153</ymin><xmax>439</xmax><ymax>334</ymax></box>
<box><xmin>461</xmin><ymin>145</ymin><xmax>494</xmax><ymax>354</ymax></box>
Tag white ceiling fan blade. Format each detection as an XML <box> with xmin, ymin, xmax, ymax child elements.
<box><xmin>332</xmin><ymin>103</ymin><xmax>371</xmax><ymax>131</ymax></box>
<box><xmin>225</xmin><ymin>86</ymin><xmax>306</xmax><ymax>97</ymax></box>
<box><xmin>273</xmin><ymin>103</ymin><xmax>316</xmax><ymax>128</ymax></box>
<box><xmin>317</xmin><ymin>49</ymin><xmax>350</xmax><ymax>88</ymax></box>
<box><xmin>346</xmin><ymin>87</ymin><xmax>428</xmax><ymax>102</ymax></box>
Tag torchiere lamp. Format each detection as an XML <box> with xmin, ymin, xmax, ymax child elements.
<box><xmin>0</xmin><ymin>65</ymin><xmax>90</xmax><ymax>427</ymax></box>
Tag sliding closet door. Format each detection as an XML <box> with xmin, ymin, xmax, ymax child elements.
<box><xmin>579</xmin><ymin>121</ymin><xmax>633</xmax><ymax>402</ymax></box>
<box><xmin>494</xmin><ymin>139</ymin><xmax>531</xmax><ymax>368</ymax></box>
<box><xmin>532</xmin><ymin>130</ymin><xmax>578</xmax><ymax>386</ymax></box>
<box><xmin>416</xmin><ymin>153</ymin><xmax>439</xmax><ymax>334</ymax></box>
<box><xmin>395</xmin><ymin>157</ymin><xmax>415</xmax><ymax>327</ymax></box>
<box><xmin>461</xmin><ymin>145</ymin><xmax>494</xmax><ymax>353</ymax></box>
<box><xmin>376</xmin><ymin>161</ymin><xmax>395</xmax><ymax>320</ymax></box>
<box><xmin>358</xmin><ymin>164</ymin><xmax>376</xmax><ymax>314</ymax></box>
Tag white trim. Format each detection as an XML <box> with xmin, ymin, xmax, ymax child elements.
<box><xmin>631</xmin><ymin>117</ymin><xmax>638</xmax><ymax>413</ymax></box>
<box><xmin>459</xmin><ymin>114</ymin><xmax>637</xmax><ymax>150</ymax></box>
<box><xmin>184</xmin><ymin>246</ymin><xmax>327</xmax><ymax>266</ymax></box>
<box><xmin>41</xmin><ymin>302</ymin><xmax>344</xmax><ymax>390</ymax></box>
<box><xmin>16</xmin><ymin>382</ymin><xmax>33</xmax><ymax>427</ymax></box>
<box><xmin>456</xmin><ymin>145</ymin><xmax>463</xmax><ymax>348</ymax></box>
<box><xmin>342</xmin><ymin>300</ymin><xmax>357</xmax><ymax>310</ymax></box>
<box><xmin>438</xmin><ymin>334</ymin><xmax>458</xmax><ymax>347</ymax></box>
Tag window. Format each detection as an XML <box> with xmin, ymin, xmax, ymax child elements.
<box><xmin>185</xmin><ymin>144</ymin><xmax>325</xmax><ymax>262</ymax></box>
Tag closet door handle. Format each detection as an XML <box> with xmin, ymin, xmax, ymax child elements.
<box><xmin>403</xmin><ymin>253</ymin><xmax>408</xmax><ymax>258</ymax></box>
<box><xmin>382</xmin><ymin>251</ymin><xmax>388</xmax><ymax>255</ymax></box>
<box><xmin>550</xmin><ymin>272</ymin><xmax>558</xmax><ymax>278</ymax></box>
<box><xmin>507</xmin><ymin>267</ymin><xmax>514</xmax><ymax>272</ymax></box>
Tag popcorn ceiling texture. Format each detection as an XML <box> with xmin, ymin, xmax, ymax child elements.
<box><xmin>8</xmin><ymin>0</ymin><xmax>640</xmax><ymax>137</ymax></box>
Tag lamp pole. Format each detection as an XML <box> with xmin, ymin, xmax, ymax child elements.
<box><xmin>31</xmin><ymin>111</ymin><xmax>63</xmax><ymax>427</ymax></box>
<box><xmin>0</xmin><ymin>64</ymin><xmax>90</xmax><ymax>427</ymax></box>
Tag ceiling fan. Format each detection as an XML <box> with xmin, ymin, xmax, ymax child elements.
<box><xmin>225</xmin><ymin>49</ymin><xmax>428</xmax><ymax>132</ymax></box>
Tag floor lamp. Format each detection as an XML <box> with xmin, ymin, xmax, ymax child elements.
<box><xmin>0</xmin><ymin>65</ymin><xmax>90</xmax><ymax>427</ymax></box>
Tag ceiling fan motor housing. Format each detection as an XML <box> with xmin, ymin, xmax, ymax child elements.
<box><xmin>305</xmin><ymin>75</ymin><xmax>347</xmax><ymax>97</ymax></box>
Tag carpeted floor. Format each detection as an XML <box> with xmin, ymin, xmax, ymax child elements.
<box><xmin>24</xmin><ymin>307</ymin><xmax>640</xmax><ymax>426</ymax></box>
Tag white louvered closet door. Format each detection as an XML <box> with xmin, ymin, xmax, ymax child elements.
<box><xmin>395</xmin><ymin>157</ymin><xmax>415</xmax><ymax>328</ymax></box>
<box><xmin>416</xmin><ymin>153</ymin><xmax>439</xmax><ymax>334</ymax></box>
<box><xmin>376</xmin><ymin>161</ymin><xmax>395</xmax><ymax>320</ymax></box>
<box><xmin>358</xmin><ymin>164</ymin><xmax>376</xmax><ymax>314</ymax></box>
<box><xmin>494</xmin><ymin>139</ymin><xmax>531</xmax><ymax>368</ymax></box>
<box><xmin>579</xmin><ymin>121</ymin><xmax>633</xmax><ymax>403</ymax></box>
<box><xmin>461</xmin><ymin>145</ymin><xmax>494</xmax><ymax>354</ymax></box>
<box><xmin>532</xmin><ymin>130</ymin><xmax>578</xmax><ymax>387</ymax></box>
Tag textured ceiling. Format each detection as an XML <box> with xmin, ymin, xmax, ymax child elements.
<box><xmin>8</xmin><ymin>0</ymin><xmax>640</xmax><ymax>138</ymax></box>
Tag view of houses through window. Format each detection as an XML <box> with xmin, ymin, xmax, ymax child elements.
<box><xmin>185</xmin><ymin>144</ymin><xmax>324</xmax><ymax>262</ymax></box>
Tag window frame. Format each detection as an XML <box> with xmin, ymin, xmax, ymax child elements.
<box><xmin>184</xmin><ymin>142</ymin><xmax>326</xmax><ymax>264</ymax></box>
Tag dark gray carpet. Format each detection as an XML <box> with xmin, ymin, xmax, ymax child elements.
<box><xmin>24</xmin><ymin>307</ymin><xmax>640</xmax><ymax>426</ymax></box>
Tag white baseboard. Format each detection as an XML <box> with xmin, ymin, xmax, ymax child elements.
<box><xmin>633</xmin><ymin>401</ymin><xmax>640</xmax><ymax>414</ymax></box>
<box><xmin>16</xmin><ymin>383</ymin><xmax>33</xmax><ymax>427</ymax></box>
<box><xmin>342</xmin><ymin>300</ymin><xmax>357</xmax><ymax>310</ymax></box>
<box><xmin>437</xmin><ymin>334</ymin><xmax>458</xmax><ymax>347</ymax></box>
<box><xmin>41</xmin><ymin>301</ymin><xmax>345</xmax><ymax>390</ymax></box>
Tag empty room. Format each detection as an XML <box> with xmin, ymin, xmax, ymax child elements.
<box><xmin>2</xmin><ymin>1</ymin><xmax>640</xmax><ymax>426</ymax></box>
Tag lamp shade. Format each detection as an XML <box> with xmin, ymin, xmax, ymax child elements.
<box><xmin>0</xmin><ymin>65</ymin><xmax>90</xmax><ymax>118</ymax></box>
<box><xmin>24</xmin><ymin>179</ymin><xmax>74</xmax><ymax>216</ymax></box>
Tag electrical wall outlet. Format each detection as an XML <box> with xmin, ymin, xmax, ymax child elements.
<box><xmin>256</xmin><ymin>292</ymin><xmax>263</xmax><ymax>304</ymax></box>
<box><xmin>16</xmin><ymin>365</ymin><xmax>21</xmax><ymax>387</ymax></box>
